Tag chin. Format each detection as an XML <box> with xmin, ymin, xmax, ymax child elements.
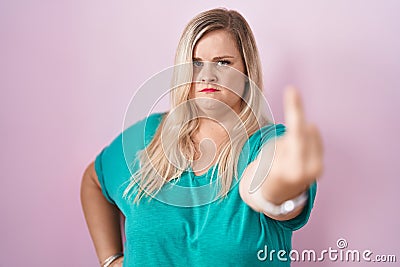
<box><xmin>196</xmin><ymin>101</ymin><xmax>239</xmax><ymax>119</ymax></box>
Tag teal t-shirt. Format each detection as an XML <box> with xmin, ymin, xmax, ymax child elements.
<box><xmin>94</xmin><ymin>112</ymin><xmax>317</xmax><ymax>267</ymax></box>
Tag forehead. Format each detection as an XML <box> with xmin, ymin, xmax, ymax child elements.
<box><xmin>193</xmin><ymin>29</ymin><xmax>240</xmax><ymax>58</ymax></box>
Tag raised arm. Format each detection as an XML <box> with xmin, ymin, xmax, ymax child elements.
<box><xmin>239</xmin><ymin>87</ymin><xmax>323</xmax><ymax>221</ymax></box>
<box><xmin>80</xmin><ymin>161</ymin><xmax>124</xmax><ymax>266</ymax></box>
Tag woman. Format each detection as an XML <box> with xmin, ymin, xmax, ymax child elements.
<box><xmin>81</xmin><ymin>8</ymin><xmax>323</xmax><ymax>267</ymax></box>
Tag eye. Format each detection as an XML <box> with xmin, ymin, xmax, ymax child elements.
<box><xmin>217</xmin><ymin>60</ymin><xmax>231</xmax><ymax>67</ymax></box>
<box><xmin>193</xmin><ymin>60</ymin><xmax>203</xmax><ymax>68</ymax></box>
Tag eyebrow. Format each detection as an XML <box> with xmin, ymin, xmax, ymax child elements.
<box><xmin>193</xmin><ymin>55</ymin><xmax>235</xmax><ymax>61</ymax></box>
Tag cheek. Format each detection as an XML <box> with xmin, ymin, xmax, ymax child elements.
<box><xmin>189</xmin><ymin>83</ymin><xmax>197</xmax><ymax>99</ymax></box>
<box><xmin>192</xmin><ymin>70</ymin><xmax>200</xmax><ymax>82</ymax></box>
<box><xmin>221</xmin><ymin>73</ymin><xmax>246</xmax><ymax>98</ymax></box>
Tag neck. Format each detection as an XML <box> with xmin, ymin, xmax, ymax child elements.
<box><xmin>196</xmin><ymin>116</ymin><xmax>232</xmax><ymax>140</ymax></box>
<box><xmin>191</xmin><ymin>118</ymin><xmax>227</xmax><ymax>174</ymax></box>
<box><xmin>197</xmin><ymin>107</ymin><xmax>241</xmax><ymax>134</ymax></box>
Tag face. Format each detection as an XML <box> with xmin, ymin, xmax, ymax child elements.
<box><xmin>189</xmin><ymin>29</ymin><xmax>247</xmax><ymax>116</ymax></box>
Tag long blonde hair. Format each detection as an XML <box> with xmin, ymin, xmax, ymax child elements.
<box><xmin>124</xmin><ymin>8</ymin><xmax>269</xmax><ymax>203</ymax></box>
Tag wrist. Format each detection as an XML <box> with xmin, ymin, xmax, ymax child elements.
<box><xmin>100</xmin><ymin>252</ymin><xmax>124</xmax><ymax>267</ymax></box>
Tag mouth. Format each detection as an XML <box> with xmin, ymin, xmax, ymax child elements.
<box><xmin>200</xmin><ymin>88</ymin><xmax>219</xmax><ymax>93</ymax></box>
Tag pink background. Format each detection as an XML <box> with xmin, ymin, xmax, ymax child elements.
<box><xmin>1</xmin><ymin>1</ymin><xmax>399</xmax><ymax>266</ymax></box>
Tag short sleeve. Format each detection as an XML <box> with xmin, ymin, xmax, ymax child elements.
<box><xmin>277</xmin><ymin>181</ymin><xmax>317</xmax><ymax>231</ymax></box>
<box><xmin>93</xmin><ymin>112</ymin><xmax>165</xmax><ymax>207</ymax></box>
<box><xmin>249</xmin><ymin>123</ymin><xmax>286</xmax><ymax>162</ymax></box>
<box><xmin>94</xmin><ymin>145</ymin><xmax>117</xmax><ymax>205</ymax></box>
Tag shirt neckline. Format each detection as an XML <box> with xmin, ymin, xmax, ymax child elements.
<box><xmin>188</xmin><ymin>165</ymin><xmax>217</xmax><ymax>179</ymax></box>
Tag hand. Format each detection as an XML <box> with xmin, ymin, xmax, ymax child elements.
<box><xmin>109</xmin><ymin>256</ymin><xmax>124</xmax><ymax>267</ymax></box>
<box><xmin>269</xmin><ymin>86</ymin><xmax>324</xmax><ymax>186</ymax></box>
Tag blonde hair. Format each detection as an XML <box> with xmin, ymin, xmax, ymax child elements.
<box><xmin>124</xmin><ymin>8</ymin><xmax>269</xmax><ymax>203</ymax></box>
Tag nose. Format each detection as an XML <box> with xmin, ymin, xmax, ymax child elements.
<box><xmin>198</xmin><ymin>62</ymin><xmax>217</xmax><ymax>83</ymax></box>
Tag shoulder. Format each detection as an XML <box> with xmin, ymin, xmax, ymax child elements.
<box><xmin>238</xmin><ymin>123</ymin><xmax>286</xmax><ymax>165</ymax></box>
<box><xmin>122</xmin><ymin>112</ymin><xmax>165</xmax><ymax>144</ymax></box>
<box><xmin>248</xmin><ymin>123</ymin><xmax>286</xmax><ymax>143</ymax></box>
<box><xmin>126</xmin><ymin>112</ymin><xmax>165</xmax><ymax>133</ymax></box>
<box><xmin>141</xmin><ymin>112</ymin><xmax>165</xmax><ymax>129</ymax></box>
<box><xmin>100</xmin><ymin>112</ymin><xmax>166</xmax><ymax>159</ymax></box>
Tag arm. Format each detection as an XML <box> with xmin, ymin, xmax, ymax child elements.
<box><xmin>80</xmin><ymin>161</ymin><xmax>124</xmax><ymax>265</ymax></box>
<box><xmin>239</xmin><ymin>149</ymin><xmax>311</xmax><ymax>221</ymax></box>
<box><xmin>239</xmin><ymin>87</ymin><xmax>323</xmax><ymax>221</ymax></box>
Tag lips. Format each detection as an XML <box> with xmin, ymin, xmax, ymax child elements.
<box><xmin>200</xmin><ymin>88</ymin><xmax>219</xmax><ymax>92</ymax></box>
